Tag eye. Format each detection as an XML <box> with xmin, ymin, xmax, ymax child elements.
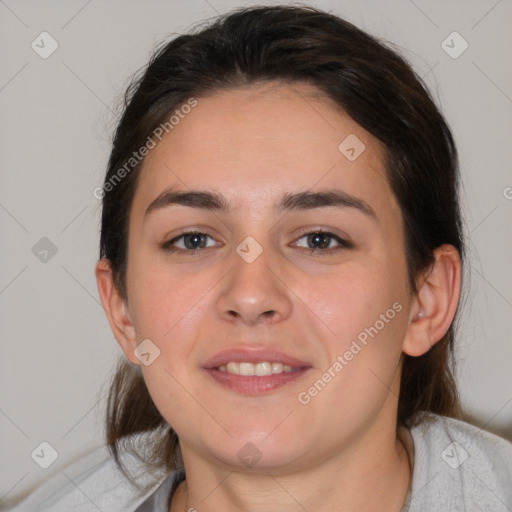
<box><xmin>162</xmin><ymin>229</ymin><xmax>351</xmax><ymax>256</ymax></box>
<box><xmin>163</xmin><ymin>231</ymin><xmax>218</xmax><ymax>253</ymax></box>
<box><xmin>294</xmin><ymin>230</ymin><xmax>351</xmax><ymax>253</ymax></box>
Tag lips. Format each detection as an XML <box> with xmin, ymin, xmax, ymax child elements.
<box><xmin>203</xmin><ymin>347</ymin><xmax>311</xmax><ymax>370</ymax></box>
<box><xmin>202</xmin><ymin>347</ymin><xmax>312</xmax><ymax>395</ymax></box>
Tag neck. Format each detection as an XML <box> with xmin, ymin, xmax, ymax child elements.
<box><xmin>171</xmin><ymin>415</ymin><xmax>411</xmax><ymax>512</ymax></box>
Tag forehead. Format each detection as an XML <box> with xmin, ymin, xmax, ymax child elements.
<box><xmin>131</xmin><ymin>81</ymin><xmax>397</xmax><ymax>220</ymax></box>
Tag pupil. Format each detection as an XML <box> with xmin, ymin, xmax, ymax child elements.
<box><xmin>309</xmin><ymin>233</ymin><xmax>329</xmax><ymax>249</ymax></box>
<box><xmin>185</xmin><ymin>234</ymin><xmax>205</xmax><ymax>249</ymax></box>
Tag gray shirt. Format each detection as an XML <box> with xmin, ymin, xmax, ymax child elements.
<box><xmin>8</xmin><ymin>414</ymin><xmax>512</xmax><ymax>511</ymax></box>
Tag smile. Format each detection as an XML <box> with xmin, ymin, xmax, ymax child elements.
<box><xmin>203</xmin><ymin>347</ymin><xmax>312</xmax><ymax>394</ymax></box>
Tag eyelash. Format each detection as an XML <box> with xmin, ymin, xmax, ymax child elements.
<box><xmin>162</xmin><ymin>229</ymin><xmax>352</xmax><ymax>256</ymax></box>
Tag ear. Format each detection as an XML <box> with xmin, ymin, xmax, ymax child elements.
<box><xmin>95</xmin><ymin>258</ymin><xmax>140</xmax><ymax>366</ymax></box>
<box><xmin>402</xmin><ymin>244</ymin><xmax>462</xmax><ymax>357</ymax></box>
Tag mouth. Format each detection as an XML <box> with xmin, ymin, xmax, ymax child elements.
<box><xmin>203</xmin><ymin>348</ymin><xmax>312</xmax><ymax>395</ymax></box>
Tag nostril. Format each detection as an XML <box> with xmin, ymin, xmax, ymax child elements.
<box><xmin>262</xmin><ymin>310</ymin><xmax>276</xmax><ymax>319</ymax></box>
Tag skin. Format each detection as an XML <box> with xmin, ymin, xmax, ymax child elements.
<box><xmin>96</xmin><ymin>81</ymin><xmax>462</xmax><ymax>512</ymax></box>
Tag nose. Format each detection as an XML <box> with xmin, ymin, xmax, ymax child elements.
<box><xmin>216</xmin><ymin>244</ymin><xmax>293</xmax><ymax>326</ymax></box>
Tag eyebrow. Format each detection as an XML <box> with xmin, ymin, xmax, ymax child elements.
<box><xmin>144</xmin><ymin>188</ymin><xmax>376</xmax><ymax>219</ymax></box>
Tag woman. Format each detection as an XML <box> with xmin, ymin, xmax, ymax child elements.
<box><xmin>12</xmin><ymin>4</ymin><xmax>512</xmax><ymax>511</ymax></box>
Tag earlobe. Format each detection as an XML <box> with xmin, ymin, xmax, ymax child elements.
<box><xmin>402</xmin><ymin>244</ymin><xmax>462</xmax><ymax>357</ymax></box>
<box><xmin>95</xmin><ymin>258</ymin><xmax>140</xmax><ymax>366</ymax></box>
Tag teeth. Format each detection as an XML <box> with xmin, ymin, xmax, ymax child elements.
<box><xmin>239</xmin><ymin>362</ymin><xmax>255</xmax><ymax>376</ymax></box>
<box><xmin>217</xmin><ymin>362</ymin><xmax>295</xmax><ymax>376</ymax></box>
<box><xmin>272</xmin><ymin>362</ymin><xmax>283</xmax><ymax>374</ymax></box>
<box><xmin>226</xmin><ymin>362</ymin><xmax>239</xmax><ymax>374</ymax></box>
<box><xmin>255</xmin><ymin>362</ymin><xmax>271</xmax><ymax>376</ymax></box>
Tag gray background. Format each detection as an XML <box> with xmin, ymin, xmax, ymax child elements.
<box><xmin>1</xmin><ymin>0</ymin><xmax>511</xmax><ymax>506</ymax></box>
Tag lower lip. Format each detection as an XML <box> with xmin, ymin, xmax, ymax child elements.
<box><xmin>204</xmin><ymin>367</ymin><xmax>311</xmax><ymax>395</ymax></box>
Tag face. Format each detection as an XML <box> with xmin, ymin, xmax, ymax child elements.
<box><xmin>120</xmin><ymin>82</ymin><xmax>414</xmax><ymax>472</ymax></box>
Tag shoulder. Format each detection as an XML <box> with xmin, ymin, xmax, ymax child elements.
<box><xmin>408</xmin><ymin>413</ymin><xmax>512</xmax><ymax>511</ymax></box>
<box><xmin>7</xmin><ymin>444</ymin><xmax>167</xmax><ymax>512</ymax></box>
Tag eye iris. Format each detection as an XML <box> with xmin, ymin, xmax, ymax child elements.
<box><xmin>184</xmin><ymin>233</ymin><xmax>206</xmax><ymax>249</ymax></box>
<box><xmin>308</xmin><ymin>232</ymin><xmax>330</xmax><ymax>249</ymax></box>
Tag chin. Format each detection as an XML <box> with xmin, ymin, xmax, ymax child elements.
<box><xmin>211</xmin><ymin>429</ymin><xmax>307</xmax><ymax>472</ymax></box>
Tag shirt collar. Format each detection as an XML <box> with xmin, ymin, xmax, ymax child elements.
<box><xmin>134</xmin><ymin>467</ymin><xmax>186</xmax><ymax>512</ymax></box>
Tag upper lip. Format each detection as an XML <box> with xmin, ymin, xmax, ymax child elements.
<box><xmin>203</xmin><ymin>347</ymin><xmax>311</xmax><ymax>369</ymax></box>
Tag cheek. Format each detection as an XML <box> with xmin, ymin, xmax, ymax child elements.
<box><xmin>295</xmin><ymin>261</ymin><xmax>407</xmax><ymax>350</ymax></box>
<box><xmin>127</xmin><ymin>260</ymin><xmax>220</xmax><ymax>401</ymax></box>
<box><xmin>129</xmin><ymin>266</ymin><xmax>212</xmax><ymax>426</ymax></box>
<box><xmin>294</xmin><ymin>262</ymin><xmax>409</xmax><ymax>405</ymax></box>
<box><xmin>127</xmin><ymin>258</ymin><xmax>213</xmax><ymax>341</ymax></box>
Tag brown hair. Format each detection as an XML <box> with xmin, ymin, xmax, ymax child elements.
<box><xmin>100</xmin><ymin>4</ymin><xmax>464</xmax><ymax>490</ymax></box>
